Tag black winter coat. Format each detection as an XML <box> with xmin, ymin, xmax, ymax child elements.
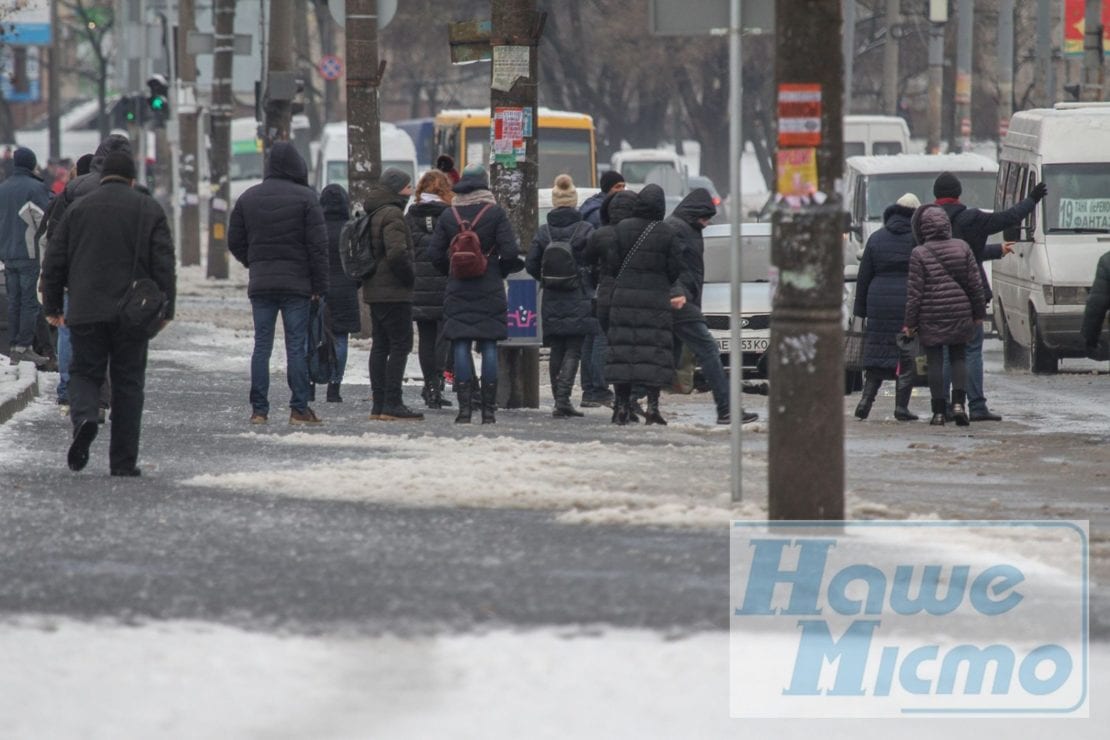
<box><xmin>905</xmin><ymin>205</ymin><xmax>986</xmax><ymax>347</ymax></box>
<box><xmin>605</xmin><ymin>185</ymin><xmax>686</xmax><ymax>387</ymax></box>
<box><xmin>405</xmin><ymin>198</ymin><xmax>450</xmax><ymax>322</ymax></box>
<box><xmin>666</xmin><ymin>188</ymin><xmax>716</xmax><ymax>325</ymax></box>
<box><xmin>853</xmin><ymin>204</ymin><xmax>916</xmax><ymax>369</ymax></box>
<box><xmin>228</xmin><ymin>142</ymin><xmax>328</xmax><ymax>298</ymax></box>
<box><xmin>320</xmin><ymin>184</ymin><xmax>361</xmax><ymax>334</ymax></box>
<box><xmin>938</xmin><ymin>197</ymin><xmax>1035</xmax><ymax>303</ymax></box>
<box><xmin>1082</xmin><ymin>250</ymin><xmax>1110</xmax><ymax>347</ymax></box>
<box><xmin>525</xmin><ymin>206</ymin><xmax>597</xmax><ymax>339</ymax></box>
<box><xmin>427</xmin><ymin>188</ymin><xmax>523</xmax><ymax>341</ymax></box>
<box><xmin>584</xmin><ymin>190</ymin><xmax>638</xmax><ymax>331</ymax></box>
<box><xmin>42</xmin><ymin>180</ymin><xmax>176</xmax><ymax>325</ymax></box>
<box><xmin>45</xmin><ymin>134</ymin><xmax>132</xmax><ymax>248</ymax></box>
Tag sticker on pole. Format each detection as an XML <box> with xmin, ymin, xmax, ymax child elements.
<box><xmin>778</xmin><ymin>83</ymin><xmax>822</xmax><ymax>147</ymax></box>
<box><xmin>318</xmin><ymin>55</ymin><xmax>343</xmax><ymax>81</ymax></box>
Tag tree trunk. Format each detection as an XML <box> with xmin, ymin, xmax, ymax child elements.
<box><xmin>207</xmin><ymin>0</ymin><xmax>235</xmax><ymax>279</ymax></box>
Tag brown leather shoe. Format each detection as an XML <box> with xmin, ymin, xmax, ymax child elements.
<box><xmin>289</xmin><ymin>407</ymin><xmax>323</xmax><ymax>425</ymax></box>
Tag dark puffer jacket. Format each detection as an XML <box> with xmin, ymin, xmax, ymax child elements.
<box><xmin>605</xmin><ymin>185</ymin><xmax>686</xmax><ymax>387</ymax></box>
<box><xmin>320</xmin><ymin>184</ymin><xmax>361</xmax><ymax>334</ymax></box>
<box><xmin>665</xmin><ymin>188</ymin><xmax>716</xmax><ymax>325</ymax></box>
<box><xmin>405</xmin><ymin>197</ymin><xmax>450</xmax><ymax>322</ymax></box>
<box><xmin>1082</xmin><ymin>250</ymin><xmax>1110</xmax><ymax>348</ymax></box>
<box><xmin>854</xmin><ymin>203</ymin><xmax>916</xmax><ymax>369</ymax></box>
<box><xmin>427</xmin><ymin>183</ymin><xmax>523</xmax><ymax>341</ymax></box>
<box><xmin>583</xmin><ymin>190</ymin><xmax>638</xmax><ymax>330</ymax></box>
<box><xmin>228</xmin><ymin>142</ymin><xmax>328</xmax><ymax>298</ymax></box>
<box><xmin>938</xmin><ymin>197</ymin><xmax>1036</xmax><ymax>303</ymax></box>
<box><xmin>361</xmin><ymin>183</ymin><xmax>414</xmax><ymax>303</ymax></box>
<box><xmin>579</xmin><ymin>190</ymin><xmax>606</xmax><ymax>228</ymax></box>
<box><xmin>905</xmin><ymin>204</ymin><xmax>985</xmax><ymax>348</ymax></box>
<box><xmin>525</xmin><ymin>205</ymin><xmax>597</xmax><ymax>339</ymax></box>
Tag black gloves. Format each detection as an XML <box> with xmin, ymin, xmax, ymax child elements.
<box><xmin>1031</xmin><ymin>182</ymin><xmax>1048</xmax><ymax>202</ymax></box>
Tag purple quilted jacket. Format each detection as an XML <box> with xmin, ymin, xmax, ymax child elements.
<box><xmin>904</xmin><ymin>204</ymin><xmax>986</xmax><ymax>347</ymax></box>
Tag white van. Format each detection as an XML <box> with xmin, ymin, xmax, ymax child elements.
<box><xmin>229</xmin><ymin>117</ymin><xmax>264</xmax><ymax>206</ymax></box>
<box><xmin>843</xmin><ymin>115</ymin><xmax>912</xmax><ymax>158</ymax></box>
<box><xmin>314</xmin><ymin>121</ymin><xmax>418</xmax><ymax>192</ymax></box>
<box><xmin>992</xmin><ymin>103</ymin><xmax>1110</xmax><ymax>373</ymax></box>
<box><xmin>609</xmin><ymin>148</ymin><xmax>685</xmax><ymax>188</ymax></box>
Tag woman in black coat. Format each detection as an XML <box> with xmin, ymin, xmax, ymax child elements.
<box><xmin>319</xmin><ymin>184</ymin><xmax>360</xmax><ymax>402</ymax></box>
<box><xmin>604</xmin><ymin>184</ymin><xmax>686</xmax><ymax>425</ymax></box>
<box><xmin>427</xmin><ymin>165</ymin><xmax>523</xmax><ymax>423</ymax></box>
<box><xmin>405</xmin><ymin>170</ymin><xmax>454</xmax><ymax>409</ymax></box>
<box><xmin>526</xmin><ymin>174</ymin><xmax>597</xmax><ymax>418</ymax></box>
<box><xmin>852</xmin><ymin>193</ymin><xmax>919</xmax><ymax>422</ymax></box>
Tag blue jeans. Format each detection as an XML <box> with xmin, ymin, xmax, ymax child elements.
<box><xmin>453</xmin><ymin>339</ymin><xmax>497</xmax><ymax>384</ymax></box>
<box><xmin>580</xmin><ymin>332</ymin><xmax>610</xmax><ymax>399</ymax></box>
<box><xmin>57</xmin><ymin>295</ymin><xmax>71</xmax><ymax>402</ymax></box>
<box><xmin>331</xmin><ymin>332</ymin><xmax>348</xmax><ymax>384</ymax></box>
<box><xmin>250</xmin><ymin>294</ymin><xmax>311</xmax><ymax>414</ymax></box>
<box><xmin>674</xmin><ymin>319</ymin><xmax>729</xmax><ymax>417</ymax></box>
<box><xmin>4</xmin><ymin>261</ymin><xmax>40</xmax><ymax>348</ymax></box>
<box><xmin>942</xmin><ymin>323</ymin><xmax>985</xmax><ymax>412</ymax></box>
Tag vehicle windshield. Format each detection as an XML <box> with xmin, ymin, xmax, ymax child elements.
<box><xmin>865</xmin><ymin>172</ymin><xmax>996</xmax><ymax>219</ymax></box>
<box><xmin>620</xmin><ymin>160</ymin><xmax>677</xmax><ymax>184</ymax></box>
<box><xmin>325</xmin><ymin>159</ymin><xmax>414</xmax><ymax>189</ymax></box>
<box><xmin>1043</xmin><ymin>163</ymin><xmax>1110</xmax><ymax>232</ymax></box>
<box><xmin>230</xmin><ymin>140</ymin><xmax>263</xmax><ymax>181</ymax></box>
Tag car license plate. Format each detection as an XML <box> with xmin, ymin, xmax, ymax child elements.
<box><xmin>717</xmin><ymin>338</ymin><xmax>770</xmax><ymax>353</ymax></box>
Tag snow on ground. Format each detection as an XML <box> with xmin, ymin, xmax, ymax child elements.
<box><xmin>0</xmin><ymin>617</ymin><xmax>1105</xmax><ymax>739</ymax></box>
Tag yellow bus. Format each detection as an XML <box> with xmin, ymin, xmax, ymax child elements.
<box><xmin>434</xmin><ymin>108</ymin><xmax>597</xmax><ymax>188</ymax></box>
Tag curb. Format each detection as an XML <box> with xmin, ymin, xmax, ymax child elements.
<box><xmin>0</xmin><ymin>361</ymin><xmax>39</xmax><ymax>425</ymax></box>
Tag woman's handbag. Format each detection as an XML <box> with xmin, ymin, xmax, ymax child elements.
<box><xmin>896</xmin><ymin>332</ymin><xmax>928</xmax><ymax>383</ymax></box>
<box><xmin>844</xmin><ymin>317</ymin><xmax>866</xmax><ymax>372</ymax></box>
<box><xmin>117</xmin><ymin>215</ymin><xmax>167</xmax><ymax>339</ymax></box>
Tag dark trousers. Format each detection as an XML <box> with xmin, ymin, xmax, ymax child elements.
<box><xmin>416</xmin><ymin>319</ymin><xmax>450</xmax><ymax>384</ymax></box>
<box><xmin>370</xmin><ymin>302</ymin><xmax>414</xmax><ymax>406</ymax></box>
<box><xmin>673</xmin><ymin>319</ymin><xmax>729</xmax><ymax>416</ymax></box>
<box><xmin>580</xmin><ymin>331</ymin><xmax>610</xmax><ymax>399</ymax></box>
<box><xmin>548</xmin><ymin>334</ymin><xmax>584</xmax><ymax>403</ymax></box>
<box><xmin>4</xmin><ymin>261</ymin><xmax>40</xmax><ymax>348</ymax></box>
<box><xmin>927</xmin><ymin>343</ymin><xmax>966</xmax><ymax>401</ymax></box>
<box><xmin>68</xmin><ymin>321</ymin><xmax>148</xmax><ymax>471</ymax></box>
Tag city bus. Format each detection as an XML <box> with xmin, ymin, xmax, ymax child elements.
<box><xmin>433</xmin><ymin>108</ymin><xmax>596</xmax><ymax>187</ymax></box>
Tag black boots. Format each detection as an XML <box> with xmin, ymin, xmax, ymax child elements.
<box><xmin>422</xmin><ymin>377</ymin><xmax>454</xmax><ymax>409</ymax></box>
<box><xmin>893</xmin><ymin>365</ymin><xmax>917</xmax><ymax>421</ymax></box>
<box><xmin>455</xmin><ymin>378</ymin><xmax>494</xmax><ymax>424</ymax></box>
<box><xmin>929</xmin><ymin>398</ymin><xmax>946</xmax><ymax>426</ymax></box>
<box><xmin>326</xmin><ymin>383</ymin><xmax>342</xmax><ymax>403</ymax></box>
<box><xmin>854</xmin><ymin>374</ymin><xmax>881</xmax><ymax>420</ymax></box>
<box><xmin>455</xmin><ymin>383</ymin><xmax>473</xmax><ymax>423</ymax></box>
<box><xmin>643</xmin><ymin>389</ymin><xmax>667</xmax><ymax>426</ymax></box>
<box><xmin>950</xmin><ymin>389</ymin><xmax>970</xmax><ymax>427</ymax></box>
<box><xmin>480</xmin><ymin>379</ymin><xmax>497</xmax><ymax>424</ymax></box>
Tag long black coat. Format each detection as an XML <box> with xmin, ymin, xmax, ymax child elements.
<box><xmin>525</xmin><ymin>205</ymin><xmax>597</xmax><ymax>339</ymax></box>
<box><xmin>427</xmin><ymin>184</ymin><xmax>522</xmax><ymax>341</ymax></box>
<box><xmin>853</xmin><ymin>204</ymin><xmax>916</xmax><ymax>369</ymax></box>
<box><xmin>42</xmin><ymin>180</ymin><xmax>176</xmax><ymax>324</ymax></box>
<box><xmin>320</xmin><ymin>184</ymin><xmax>361</xmax><ymax>334</ymax></box>
<box><xmin>665</xmin><ymin>188</ymin><xmax>716</xmax><ymax>325</ymax></box>
<box><xmin>938</xmin><ymin>197</ymin><xmax>1035</xmax><ymax>303</ymax></box>
<box><xmin>227</xmin><ymin>142</ymin><xmax>328</xmax><ymax>298</ymax></box>
<box><xmin>405</xmin><ymin>198</ymin><xmax>449</xmax><ymax>322</ymax></box>
<box><xmin>605</xmin><ymin>185</ymin><xmax>686</xmax><ymax>387</ymax></box>
<box><xmin>583</xmin><ymin>190</ymin><xmax>638</xmax><ymax>331</ymax></box>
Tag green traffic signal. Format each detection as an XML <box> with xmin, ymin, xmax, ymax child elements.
<box><xmin>149</xmin><ymin>95</ymin><xmax>167</xmax><ymax>112</ymax></box>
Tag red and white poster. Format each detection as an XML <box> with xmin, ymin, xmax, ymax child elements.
<box><xmin>777</xmin><ymin>84</ymin><xmax>822</xmax><ymax>148</ymax></box>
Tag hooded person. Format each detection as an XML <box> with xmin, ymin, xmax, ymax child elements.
<box><xmin>903</xmin><ymin>203</ymin><xmax>986</xmax><ymax>427</ymax></box>
<box><xmin>604</xmin><ymin>184</ymin><xmax>687</xmax><ymax>425</ymax></box>
<box><xmin>0</xmin><ymin>146</ymin><xmax>51</xmax><ymax>367</ymax></box>
<box><xmin>319</xmin><ymin>184</ymin><xmax>360</xmax><ymax>402</ymax></box>
<box><xmin>228</xmin><ymin>141</ymin><xmax>329</xmax><ymax>426</ymax></box>
<box><xmin>580</xmin><ymin>170</ymin><xmax>626</xmax><ymax>229</ymax></box>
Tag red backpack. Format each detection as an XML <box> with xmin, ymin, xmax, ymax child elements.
<box><xmin>448</xmin><ymin>204</ymin><xmax>494</xmax><ymax>279</ymax></box>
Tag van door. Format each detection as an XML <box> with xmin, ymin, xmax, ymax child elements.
<box><xmin>1007</xmin><ymin>164</ymin><xmax>1039</xmax><ymax>345</ymax></box>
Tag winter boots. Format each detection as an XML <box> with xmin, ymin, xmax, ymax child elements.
<box><xmin>854</xmin><ymin>374</ymin><xmax>881</xmax><ymax>420</ymax></box>
<box><xmin>326</xmin><ymin>383</ymin><xmax>343</xmax><ymax>403</ymax></box>
<box><xmin>928</xmin><ymin>398</ymin><xmax>947</xmax><ymax>426</ymax></box>
<box><xmin>893</xmin><ymin>365</ymin><xmax>918</xmax><ymax>421</ymax></box>
<box><xmin>950</xmin><ymin>389</ymin><xmax>970</xmax><ymax>427</ymax></box>
<box><xmin>422</xmin><ymin>377</ymin><xmax>453</xmax><ymax>409</ymax></box>
<box><xmin>480</xmin><ymin>379</ymin><xmax>497</xmax><ymax>424</ymax></box>
<box><xmin>643</xmin><ymin>389</ymin><xmax>667</xmax><ymax>426</ymax></box>
<box><xmin>455</xmin><ymin>383</ymin><xmax>473</xmax><ymax>424</ymax></box>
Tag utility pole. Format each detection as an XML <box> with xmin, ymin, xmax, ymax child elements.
<box><xmin>1036</xmin><ymin>0</ymin><xmax>1054</xmax><ymax>106</ymax></box>
<box><xmin>998</xmin><ymin>0</ymin><xmax>1014</xmax><ymax>156</ymax></box>
<box><xmin>768</xmin><ymin>0</ymin><xmax>844</xmax><ymax>521</ymax></box>
<box><xmin>953</xmin><ymin>0</ymin><xmax>974</xmax><ymax>152</ymax></box>
<box><xmin>1082</xmin><ymin>0</ymin><xmax>1105</xmax><ymax>101</ymax></box>
<box><xmin>48</xmin><ymin>0</ymin><xmax>60</xmax><ymax>160</ymax></box>
<box><xmin>345</xmin><ymin>0</ymin><xmax>384</xmax><ymax>209</ymax></box>
<box><xmin>177</xmin><ymin>0</ymin><xmax>200</xmax><ymax>266</ymax></box>
<box><xmin>206</xmin><ymin>0</ymin><xmax>234</xmax><ymax>280</ymax></box>
<box><xmin>262</xmin><ymin>0</ymin><xmax>293</xmax><ymax>152</ymax></box>
<box><xmin>842</xmin><ymin>0</ymin><xmax>854</xmax><ymax>114</ymax></box>
<box><xmin>490</xmin><ymin>0</ymin><xmax>542</xmax><ymax>409</ymax></box>
<box><xmin>926</xmin><ymin>2</ymin><xmax>947</xmax><ymax>153</ymax></box>
<box><xmin>882</xmin><ymin>0</ymin><xmax>899</xmax><ymax>116</ymax></box>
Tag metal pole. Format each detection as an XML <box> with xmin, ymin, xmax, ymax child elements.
<box><xmin>954</xmin><ymin>0</ymin><xmax>974</xmax><ymax>152</ymax></box>
<box><xmin>842</xmin><ymin>0</ymin><xmax>854</xmax><ymax>114</ymax></box>
<box><xmin>48</xmin><ymin>0</ymin><xmax>60</xmax><ymax>161</ymax></box>
<box><xmin>206</xmin><ymin>0</ymin><xmax>234</xmax><ymax>280</ymax></box>
<box><xmin>926</xmin><ymin>20</ymin><xmax>944</xmax><ymax>153</ymax></box>
<box><xmin>998</xmin><ymin>0</ymin><xmax>1014</xmax><ymax>156</ymax></box>
<box><xmin>177</xmin><ymin>0</ymin><xmax>201</xmax><ymax>266</ymax></box>
<box><xmin>883</xmin><ymin>0</ymin><xmax>900</xmax><ymax>116</ymax></box>
<box><xmin>728</xmin><ymin>0</ymin><xmax>743</xmax><ymax>502</ymax></box>
<box><xmin>1082</xmin><ymin>0</ymin><xmax>1105</xmax><ymax>101</ymax></box>
<box><xmin>1036</xmin><ymin>0</ymin><xmax>1052</xmax><ymax>106</ymax></box>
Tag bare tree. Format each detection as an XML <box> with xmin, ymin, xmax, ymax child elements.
<box><xmin>60</xmin><ymin>0</ymin><xmax>114</xmax><ymax>139</ymax></box>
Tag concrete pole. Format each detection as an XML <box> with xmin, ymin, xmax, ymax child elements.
<box><xmin>345</xmin><ymin>0</ymin><xmax>383</xmax><ymax>209</ymax></box>
<box><xmin>1036</xmin><ymin>0</ymin><xmax>1053</xmax><ymax>106</ymax></box>
<box><xmin>177</xmin><ymin>0</ymin><xmax>201</xmax><ymax>266</ymax></box>
<box><xmin>842</xmin><ymin>0</ymin><xmax>855</xmax><ymax>114</ymax></box>
<box><xmin>926</xmin><ymin>20</ymin><xmax>945</xmax><ymax>153</ymax></box>
<box><xmin>206</xmin><ymin>0</ymin><xmax>234</xmax><ymax>280</ymax></box>
<box><xmin>263</xmin><ymin>0</ymin><xmax>294</xmax><ymax>152</ymax></box>
<box><xmin>48</xmin><ymin>0</ymin><xmax>60</xmax><ymax>160</ymax></box>
<box><xmin>728</xmin><ymin>0</ymin><xmax>744</xmax><ymax>502</ymax></box>
<box><xmin>998</xmin><ymin>0</ymin><xmax>1014</xmax><ymax>155</ymax></box>
<box><xmin>883</xmin><ymin>0</ymin><xmax>900</xmax><ymax>116</ymax></box>
<box><xmin>1082</xmin><ymin>0</ymin><xmax>1105</xmax><ymax>101</ymax></box>
<box><xmin>953</xmin><ymin>0</ymin><xmax>974</xmax><ymax>152</ymax></box>
<box><xmin>490</xmin><ymin>0</ymin><xmax>541</xmax><ymax>409</ymax></box>
<box><xmin>768</xmin><ymin>0</ymin><xmax>845</xmax><ymax>521</ymax></box>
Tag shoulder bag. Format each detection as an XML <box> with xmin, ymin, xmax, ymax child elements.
<box><xmin>117</xmin><ymin>213</ymin><xmax>168</xmax><ymax>339</ymax></box>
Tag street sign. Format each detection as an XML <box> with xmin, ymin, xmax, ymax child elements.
<box><xmin>778</xmin><ymin>83</ymin><xmax>823</xmax><ymax>147</ymax></box>
<box><xmin>186</xmin><ymin>31</ymin><xmax>253</xmax><ymax>56</ymax></box>
<box><xmin>648</xmin><ymin>0</ymin><xmax>773</xmax><ymax>35</ymax></box>
<box><xmin>328</xmin><ymin>0</ymin><xmax>397</xmax><ymax>30</ymax></box>
<box><xmin>318</xmin><ymin>55</ymin><xmax>344</xmax><ymax>81</ymax></box>
<box><xmin>448</xmin><ymin>19</ymin><xmax>493</xmax><ymax>64</ymax></box>
<box><xmin>0</xmin><ymin>1</ymin><xmax>51</xmax><ymax>46</ymax></box>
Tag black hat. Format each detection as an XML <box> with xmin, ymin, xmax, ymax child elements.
<box><xmin>75</xmin><ymin>153</ymin><xmax>94</xmax><ymax>176</ymax></box>
<box><xmin>933</xmin><ymin>171</ymin><xmax>962</xmax><ymax>199</ymax></box>
<box><xmin>13</xmin><ymin>147</ymin><xmax>36</xmax><ymax>171</ymax></box>
<box><xmin>600</xmin><ymin>170</ymin><xmax>625</xmax><ymax>194</ymax></box>
<box><xmin>101</xmin><ymin>151</ymin><xmax>136</xmax><ymax>181</ymax></box>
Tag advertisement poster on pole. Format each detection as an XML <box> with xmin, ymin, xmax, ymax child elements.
<box><xmin>492</xmin><ymin>106</ymin><xmax>528</xmax><ymax>169</ymax></box>
<box><xmin>1064</xmin><ymin>0</ymin><xmax>1110</xmax><ymax>56</ymax></box>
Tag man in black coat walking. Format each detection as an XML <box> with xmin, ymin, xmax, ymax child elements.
<box><xmin>41</xmin><ymin>152</ymin><xmax>176</xmax><ymax>476</ymax></box>
<box><xmin>933</xmin><ymin>171</ymin><xmax>1046</xmax><ymax>421</ymax></box>
<box><xmin>228</xmin><ymin>142</ymin><xmax>328</xmax><ymax>426</ymax></box>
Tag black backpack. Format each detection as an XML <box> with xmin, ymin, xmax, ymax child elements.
<box><xmin>540</xmin><ymin>223</ymin><xmax>586</xmax><ymax>290</ymax></box>
<box><xmin>338</xmin><ymin>206</ymin><xmax>383</xmax><ymax>280</ymax></box>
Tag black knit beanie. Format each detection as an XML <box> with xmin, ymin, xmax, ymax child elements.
<box><xmin>600</xmin><ymin>170</ymin><xmax>625</xmax><ymax>194</ymax></box>
<box><xmin>933</xmin><ymin>171</ymin><xmax>962</xmax><ymax>199</ymax></box>
<box><xmin>101</xmin><ymin>151</ymin><xmax>136</xmax><ymax>181</ymax></box>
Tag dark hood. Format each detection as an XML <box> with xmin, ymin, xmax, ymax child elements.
<box><xmin>266</xmin><ymin>142</ymin><xmax>308</xmax><ymax>185</ymax></box>
<box><xmin>91</xmin><ymin>134</ymin><xmax>133</xmax><ymax>174</ymax></box>
<box><xmin>671</xmin><ymin>188</ymin><xmax>716</xmax><ymax>227</ymax></box>
<box><xmin>632</xmin><ymin>184</ymin><xmax>666</xmax><ymax>220</ymax></box>
<box><xmin>603</xmin><ymin>189</ymin><xmax>638</xmax><ymax>225</ymax></box>
<box><xmin>364</xmin><ymin>182</ymin><xmax>407</xmax><ymax>213</ymax></box>
<box><xmin>546</xmin><ymin>205</ymin><xmax>582</xmax><ymax>229</ymax></box>
<box><xmin>320</xmin><ymin>183</ymin><xmax>350</xmax><ymax>220</ymax></box>
<box><xmin>911</xmin><ymin>203</ymin><xmax>953</xmax><ymax>245</ymax></box>
<box><xmin>882</xmin><ymin>203</ymin><xmax>916</xmax><ymax>235</ymax></box>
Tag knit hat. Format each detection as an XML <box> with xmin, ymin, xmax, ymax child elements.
<box><xmin>100</xmin><ymin>151</ymin><xmax>136</xmax><ymax>181</ymax></box>
<box><xmin>896</xmin><ymin>192</ymin><xmax>921</xmax><ymax>209</ymax></box>
<box><xmin>551</xmin><ymin>173</ymin><xmax>577</xmax><ymax>208</ymax></box>
<box><xmin>75</xmin><ymin>153</ymin><xmax>94</xmax><ymax>176</ymax></box>
<box><xmin>380</xmin><ymin>167</ymin><xmax>412</xmax><ymax>195</ymax></box>
<box><xmin>933</xmin><ymin>171</ymin><xmax>962</xmax><ymax>199</ymax></box>
<box><xmin>600</xmin><ymin>170</ymin><xmax>625</xmax><ymax>194</ymax></box>
<box><xmin>454</xmin><ymin>163</ymin><xmax>489</xmax><ymax>192</ymax></box>
<box><xmin>13</xmin><ymin>147</ymin><xmax>36</xmax><ymax>171</ymax></box>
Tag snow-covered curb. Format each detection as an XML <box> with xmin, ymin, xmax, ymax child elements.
<box><xmin>0</xmin><ymin>360</ymin><xmax>39</xmax><ymax>426</ymax></box>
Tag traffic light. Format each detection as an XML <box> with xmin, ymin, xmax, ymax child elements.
<box><xmin>146</xmin><ymin>74</ymin><xmax>170</xmax><ymax>123</ymax></box>
<box><xmin>113</xmin><ymin>95</ymin><xmax>142</xmax><ymax>129</ymax></box>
